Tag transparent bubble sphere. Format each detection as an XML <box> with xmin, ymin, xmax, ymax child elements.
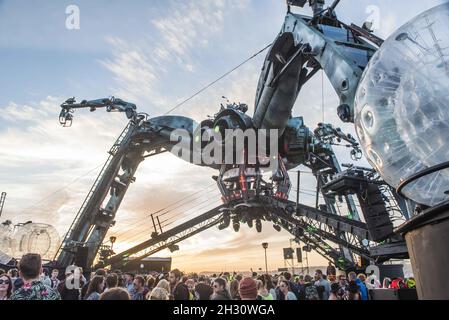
<box><xmin>354</xmin><ymin>3</ymin><xmax>449</xmax><ymax>207</ymax></box>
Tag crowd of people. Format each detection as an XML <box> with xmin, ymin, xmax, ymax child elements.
<box><xmin>0</xmin><ymin>253</ymin><xmax>416</xmax><ymax>301</ymax></box>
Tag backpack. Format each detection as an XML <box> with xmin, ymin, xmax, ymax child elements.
<box><xmin>316</xmin><ymin>284</ymin><xmax>325</xmax><ymax>300</ymax></box>
<box><xmin>305</xmin><ymin>284</ymin><xmax>320</xmax><ymax>300</ymax></box>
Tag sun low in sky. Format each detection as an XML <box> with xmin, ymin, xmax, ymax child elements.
<box><xmin>0</xmin><ymin>0</ymin><xmax>443</xmax><ymax>272</ymax></box>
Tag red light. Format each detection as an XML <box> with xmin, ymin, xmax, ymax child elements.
<box><xmin>239</xmin><ymin>173</ymin><xmax>247</xmax><ymax>192</ymax></box>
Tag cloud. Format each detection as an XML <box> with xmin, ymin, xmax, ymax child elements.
<box><xmin>2</xmin><ymin>0</ymin><xmax>386</xmax><ymax>271</ymax></box>
<box><xmin>150</xmin><ymin>1</ymin><xmax>227</xmax><ymax>60</ymax></box>
<box><xmin>100</xmin><ymin>36</ymin><xmax>169</xmax><ymax>112</ymax></box>
<box><xmin>99</xmin><ymin>0</ymin><xmax>251</xmax><ymax>116</ymax></box>
<box><xmin>1</xmin><ymin>100</ymin><xmax>52</xmax><ymax>122</ymax></box>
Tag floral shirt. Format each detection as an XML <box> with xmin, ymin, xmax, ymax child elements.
<box><xmin>11</xmin><ymin>280</ymin><xmax>61</xmax><ymax>300</ymax></box>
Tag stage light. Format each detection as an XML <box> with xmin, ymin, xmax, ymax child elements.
<box><xmin>232</xmin><ymin>217</ymin><xmax>240</xmax><ymax>232</ymax></box>
<box><xmin>218</xmin><ymin>215</ymin><xmax>231</xmax><ymax>230</ymax></box>
<box><xmin>256</xmin><ymin>219</ymin><xmax>262</xmax><ymax>233</ymax></box>
<box><xmin>354</xmin><ymin>3</ymin><xmax>449</xmax><ymax>207</ymax></box>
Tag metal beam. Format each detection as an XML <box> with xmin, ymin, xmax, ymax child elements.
<box><xmin>0</xmin><ymin>192</ymin><xmax>6</xmax><ymax>218</ymax></box>
<box><xmin>102</xmin><ymin>205</ymin><xmax>225</xmax><ymax>268</ymax></box>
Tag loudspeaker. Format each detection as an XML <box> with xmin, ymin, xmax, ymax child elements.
<box><xmin>283</xmin><ymin>248</ymin><xmax>294</xmax><ymax>260</ymax></box>
<box><xmin>357</xmin><ymin>184</ymin><xmax>394</xmax><ymax>241</ymax></box>
<box><xmin>74</xmin><ymin>247</ymin><xmax>90</xmax><ymax>270</ymax></box>
<box><xmin>296</xmin><ymin>247</ymin><xmax>302</xmax><ymax>263</ymax></box>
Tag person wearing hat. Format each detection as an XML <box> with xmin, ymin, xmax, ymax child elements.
<box><xmin>239</xmin><ymin>277</ymin><xmax>258</xmax><ymax>300</ymax></box>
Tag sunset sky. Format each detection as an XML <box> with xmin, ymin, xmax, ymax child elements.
<box><xmin>0</xmin><ymin>0</ymin><xmax>444</xmax><ymax>272</ymax></box>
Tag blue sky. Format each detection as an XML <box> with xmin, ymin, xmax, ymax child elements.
<box><xmin>0</xmin><ymin>0</ymin><xmax>445</xmax><ymax>271</ymax></box>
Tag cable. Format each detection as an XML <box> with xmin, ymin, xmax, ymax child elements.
<box><xmin>130</xmin><ymin>195</ymin><xmax>221</xmax><ymax>242</ymax></box>
<box><xmin>150</xmin><ymin>184</ymin><xmax>216</xmax><ymax>218</ymax></box>
<box><xmin>110</xmin><ymin>186</ymin><xmax>219</xmax><ymax>239</ymax></box>
<box><xmin>163</xmin><ymin>42</ymin><xmax>272</xmax><ymax>115</ymax></box>
<box><xmin>112</xmin><ymin>195</ymin><xmax>221</xmax><ymax>247</ymax></box>
<box><xmin>110</xmin><ymin>189</ymin><xmax>221</xmax><ymax>240</ymax></box>
<box><xmin>158</xmin><ymin>195</ymin><xmax>220</xmax><ymax>229</ymax></box>
<box><xmin>321</xmin><ymin>69</ymin><xmax>325</xmax><ymax>123</ymax></box>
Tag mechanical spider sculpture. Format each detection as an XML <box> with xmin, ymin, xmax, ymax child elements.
<box><xmin>54</xmin><ymin>0</ymin><xmax>409</xmax><ymax>272</ymax></box>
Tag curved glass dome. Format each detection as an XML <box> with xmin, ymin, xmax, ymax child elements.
<box><xmin>11</xmin><ymin>223</ymin><xmax>60</xmax><ymax>260</ymax></box>
<box><xmin>354</xmin><ymin>3</ymin><xmax>449</xmax><ymax>206</ymax></box>
<box><xmin>0</xmin><ymin>223</ymin><xmax>14</xmax><ymax>258</ymax></box>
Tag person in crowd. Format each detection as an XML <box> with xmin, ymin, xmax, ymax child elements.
<box><xmin>256</xmin><ymin>277</ymin><xmax>274</xmax><ymax>300</ymax></box>
<box><xmin>7</xmin><ymin>269</ymin><xmax>18</xmax><ymax>285</ymax></box>
<box><xmin>337</xmin><ymin>274</ymin><xmax>348</xmax><ymax>299</ymax></box>
<box><xmin>81</xmin><ymin>268</ymin><xmax>105</xmax><ymax>298</ymax></box>
<box><xmin>278</xmin><ymin>280</ymin><xmax>297</xmax><ymax>300</ymax></box>
<box><xmin>104</xmin><ymin>273</ymin><xmax>118</xmax><ymax>292</ymax></box>
<box><xmin>239</xmin><ymin>277</ymin><xmax>258</xmax><ymax>300</ymax></box>
<box><xmin>250</xmin><ymin>269</ymin><xmax>258</xmax><ymax>278</ymax></box>
<box><xmin>116</xmin><ymin>272</ymin><xmax>125</xmax><ymax>288</ymax></box>
<box><xmin>0</xmin><ymin>274</ymin><xmax>12</xmax><ymax>300</ymax></box>
<box><xmin>84</xmin><ymin>275</ymin><xmax>105</xmax><ymax>300</ymax></box>
<box><xmin>0</xmin><ymin>269</ymin><xmax>4</xmax><ymax>276</ymax></box>
<box><xmin>297</xmin><ymin>275</ymin><xmax>306</xmax><ymax>300</ymax></box>
<box><xmin>99</xmin><ymin>287</ymin><xmax>130</xmax><ymax>300</ymax></box>
<box><xmin>194</xmin><ymin>276</ymin><xmax>213</xmax><ymax>300</ymax></box>
<box><xmin>406</xmin><ymin>277</ymin><xmax>416</xmax><ymax>289</ymax></box>
<box><xmin>132</xmin><ymin>275</ymin><xmax>147</xmax><ymax>300</ymax></box>
<box><xmin>41</xmin><ymin>268</ymin><xmax>50</xmax><ymax>286</ymax></box>
<box><xmin>78</xmin><ymin>267</ymin><xmax>87</xmax><ymax>284</ymax></box>
<box><xmin>389</xmin><ymin>277</ymin><xmax>406</xmax><ymax>289</ymax></box>
<box><xmin>185</xmin><ymin>279</ymin><xmax>195</xmax><ymax>300</ymax></box>
<box><xmin>169</xmin><ymin>269</ymin><xmax>189</xmax><ymax>300</ymax></box>
<box><xmin>326</xmin><ymin>262</ymin><xmax>336</xmax><ymax>277</ymax></box>
<box><xmin>344</xmin><ymin>280</ymin><xmax>361</xmax><ymax>300</ymax></box>
<box><xmin>303</xmin><ymin>275</ymin><xmax>319</xmax><ymax>300</ymax></box>
<box><xmin>327</xmin><ymin>274</ymin><xmax>336</xmax><ymax>283</ymax></box>
<box><xmin>146</xmin><ymin>275</ymin><xmax>155</xmax><ymax>294</ymax></box>
<box><xmin>124</xmin><ymin>272</ymin><xmax>135</xmax><ymax>295</ymax></box>
<box><xmin>58</xmin><ymin>266</ymin><xmax>85</xmax><ymax>300</ymax></box>
<box><xmin>48</xmin><ymin>269</ymin><xmax>60</xmax><ymax>290</ymax></box>
<box><xmin>11</xmin><ymin>253</ymin><xmax>60</xmax><ymax>300</ymax></box>
<box><xmin>275</xmin><ymin>275</ymin><xmax>286</xmax><ymax>300</ymax></box>
<box><xmin>155</xmin><ymin>278</ymin><xmax>171</xmax><ymax>293</ymax></box>
<box><xmin>148</xmin><ymin>287</ymin><xmax>170</xmax><ymax>300</ymax></box>
<box><xmin>329</xmin><ymin>282</ymin><xmax>341</xmax><ymax>300</ymax></box>
<box><xmin>6</xmin><ymin>269</ymin><xmax>20</xmax><ymax>292</ymax></box>
<box><xmin>211</xmin><ymin>277</ymin><xmax>231</xmax><ymax>300</ymax></box>
<box><xmin>356</xmin><ymin>273</ymin><xmax>368</xmax><ymax>300</ymax></box>
<box><xmin>229</xmin><ymin>279</ymin><xmax>241</xmax><ymax>300</ymax></box>
<box><xmin>347</xmin><ymin>271</ymin><xmax>366</xmax><ymax>300</ymax></box>
<box><xmin>283</xmin><ymin>272</ymin><xmax>300</xmax><ymax>299</ymax></box>
<box><xmin>314</xmin><ymin>269</ymin><xmax>330</xmax><ymax>300</ymax></box>
<box><xmin>265</xmin><ymin>275</ymin><xmax>277</xmax><ymax>300</ymax></box>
